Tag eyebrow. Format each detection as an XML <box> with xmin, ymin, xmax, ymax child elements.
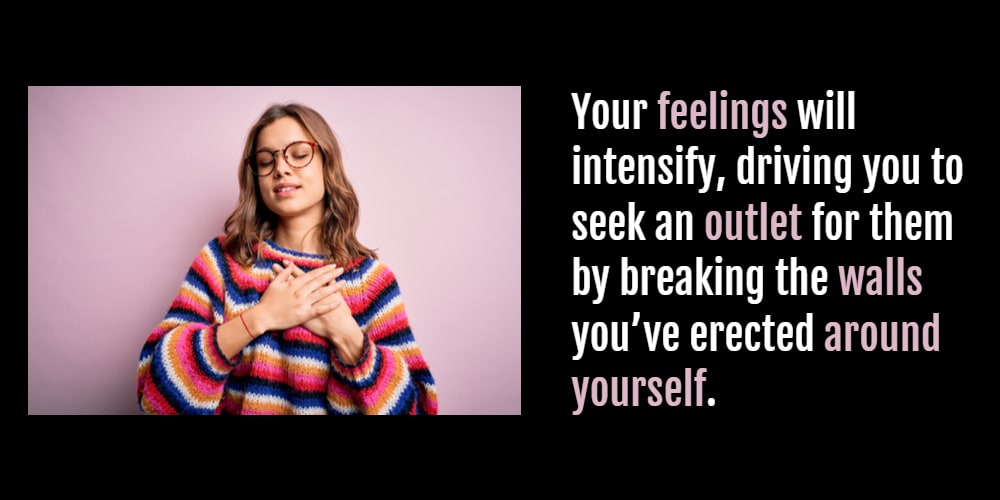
<box><xmin>254</xmin><ymin>140</ymin><xmax>310</xmax><ymax>153</ymax></box>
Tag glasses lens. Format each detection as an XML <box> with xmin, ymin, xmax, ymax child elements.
<box><xmin>254</xmin><ymin>152</ymin><xmax>275</xmax><ymax>175</ymax></box>
<box><xmin>286</xmin><ymin>142</ymin><xmax>314</xmax><ymax>168</ymax></box>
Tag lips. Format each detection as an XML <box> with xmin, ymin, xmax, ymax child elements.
<box><xmin>274</xmin><ymin>183</ymin><xmax>301</xmax><ymax>195</ymax></box>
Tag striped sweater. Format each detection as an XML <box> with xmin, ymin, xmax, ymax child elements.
<box><xmin>136</xmin><ymin>236</ymin><xmax>438</xmax><ymax>415</ymax></box>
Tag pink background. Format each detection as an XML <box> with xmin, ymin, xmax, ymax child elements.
<box><xmin>28</xmin><ymin>86</ymin><xmax>521</xmax><ymax>415</ymax></box>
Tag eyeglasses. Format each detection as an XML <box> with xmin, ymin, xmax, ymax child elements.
<box><xmin>247</xmin><ymin>141</ymin><xmax>320</xmax><ymax>176</ymax></box>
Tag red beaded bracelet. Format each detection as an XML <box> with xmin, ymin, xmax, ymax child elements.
<box><xmin>240</xmin><ymin>312</ymin><xmax>255</xmax><ymax>340</ymax></box>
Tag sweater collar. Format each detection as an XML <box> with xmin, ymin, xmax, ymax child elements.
<box><xmin>257</xmin><ymin>239</ymin><xmax>329</xmax><ymax>270</ymax></box>
<box><xmin>255</xmin><ymin>239</ymin><xmax>368</xmax><ymax>272</ymax></box>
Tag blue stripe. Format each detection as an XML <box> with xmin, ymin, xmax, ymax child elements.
<box><xmin>181</xmin><ymin>259</ymin><xmax>226</xmax><ymax>321</ymax></box>
<box><xmin>166</xmin><ymin>308</ymin><xmax>211</xmax><ymax>324</ymax></box>
<box><xmin>259</xmin><ymin>336</ymin><xmax>330</xmax><ymax>363</ymax></box>
<box><xmin>351</xmin><ymin>257</ymin><xmax>377</xmax><ymax>276</ymax></box>
<box><xmin>411</xmin><ymin>368</ymin><xmax>434</xmax><ymax>384</ymax></box>
<box><xmin>240</xmin><ymin>377</ymin><xmax>329</xmax><ymax>410</ymax></box>
<box><xmin>150</xmin><ymin>345</ymin><xmax>211</xmax><ymax>415</ymax></box>
<box><xmin>192</xmin><ymin>327</ymin><xmax>227</xmax><ymax>382</ymax></box>
<box><xmin>139</xmin><ymin>341</ymin><xmax>158</xmax><ymax>361</ymax></box>
<box><xmin>386</xmin><ymin>384</ymin><xmax>417</xmax><ymax>415</ymax></box>
<box><xmin>223</xmin><ymin>280</ymin><xmax>260</xmax><ymax>307</ymax></box>
<box><xmin>335</xmin><ymin>345</ymin><xmax>382</xmax><ymax>389</ymax></box>
<box><xmin>185</xmin><ymin>265</ymin><xmax>216</xmax><ymax>301</ymax></box>
<box><xmin>372</xmin><ymin>327</ymin><xmax>414</xmax><ymax>347</ymax></box>
<box><xmin>328</xmin><ymin>401</ymin><xmax>362</xmax><ymax>416</ymax></box>
<box><xmin>354</xmin><ymin>279</ymin><xmax>401</xmax><ymax>326</ymax></box>
<box><xmin>263</xmin><ymin>239</ymin><xmax>330</xmax><ymax>261</ymax></box>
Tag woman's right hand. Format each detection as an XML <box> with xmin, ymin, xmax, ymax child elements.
<box><xmin>251</xmin><ymin>263</ymin><xmax>345</xmax><ymax>332</ymax></box>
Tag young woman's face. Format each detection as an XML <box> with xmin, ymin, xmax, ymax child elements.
<box><xmin>255</xmin><ymin>116</ymin><xmax>326</xmax><ymax>224</ymax></box>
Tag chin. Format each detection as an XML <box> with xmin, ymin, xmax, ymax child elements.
<box><xmin>271</xmin><ymin>203</ymin><xmax>324</xmax><ymax>221</ymax></box>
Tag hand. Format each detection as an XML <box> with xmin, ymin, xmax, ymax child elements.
<box><xmin>253</xmin><ymin>261</ymin><xmax>345</xmax><ymax>333</ymax></box>
<box><xmin>272</xmin><ymin>261</ymin><xmax>365</xmax><ymax>357</ymax></box>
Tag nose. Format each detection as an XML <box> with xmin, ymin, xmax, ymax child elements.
<box><xmin>271</xmin><ymin>152</ymin><xmax>293</xmax><ymax>176</ymax></box>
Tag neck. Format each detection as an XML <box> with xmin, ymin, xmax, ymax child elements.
<box><xmin>273</xmin><ymin>219</ymin><xmax>324</xmax><ymax>255</ymax></box>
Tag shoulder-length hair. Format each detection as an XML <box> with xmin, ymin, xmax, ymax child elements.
<box><xmin>223</xmin><ymin>102</ymin><xmax>377</xmax><ymax>267</ymax></box>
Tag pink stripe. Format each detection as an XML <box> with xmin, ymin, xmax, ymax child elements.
<box><xmin>351</xmin><ymin>264</ymin><xmax>394</xmax><ymax>313</ymax></box>
<box><xmin>228</xmin><ymin>262</ymin><xmax>269</xmax><ymax>291</ymax></box>
<box><xmin>165</xmin><ymin>327</ymin><xmax>225</xmax><ymax>400</ymax></box>
<box><xmin>367</xmin><ymin>311</ymin><xmax>408</xmax><ymax>341</ymax></box>
<box><xmin>191</xmin><ymin>256</ymin><xmax>225</xmax><ymax>301</ymax></box>
<box><xmin>184</xmin><ymin>331</ymin><xmax>226</xmax><ymax>396</ymax></box>
<box><xmin>363</xmin><ymin>348</ymin><xmax>401</xmax><ymax>411</ymax></box>
<box><xmin>404</xmin><ymin>355</ymin><xmax>428</xmax><ymax>370</ymax></box>
<box><xmin>172</xmin><ymin>293</ymin><xmax>211</xmax><ymax>315</ymax></box>
<box><xmin>147</xmin><ymin>326</ymin><xmax>171</xmax><ymax>341</ymax></box>
<box><xmin>282</xmin><ymin>326</ymin><xmax>328</xmax><ymax>346</ymax></box>
<box><xmin>203</xmin><ymin>327</ymin><xmax>233</xmax><ymax>371</ymax></box>
<box><xmin>251</xmin><ymin>360</ymin><xmax>328</xmax><ymax>391</ymax></box>
<box><xmin>258</xmin><ymin>241</ymin><xmax>329</xmax><ymax>268</ymax></box>
<box><xmin>328</xmin><ymin>379</ymin><xmax>354</xmax><ymax>402</ymax></box>
<box><xmin>286</xmin><ymin>371</ymin><xmax>328</xmax><ymax>390</ymax></box>
<box><xmin>142</xmin><ymin>382</ymin><xmax>176</xmax><ymax>414</ymax></box>
<box><xmin>333</xmin><ymin>339</ymin><xmax>376</xmax><ymax>378</ymax></box>
<box><xmin>423</xmin><ymin>395</ymin><xmax>439</xmax><ymax>414</ymax></box>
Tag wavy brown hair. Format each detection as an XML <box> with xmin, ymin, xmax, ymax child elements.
<box><xmin>223</xmin><ymin>103</ymin><xmax>377</xmax><ymax>268</ymax></box>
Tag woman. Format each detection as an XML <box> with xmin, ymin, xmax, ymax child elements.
<box><xmin>136</xmin><ymin>103</ymin><xmax>438</xmax><ymax>415</ymax></box>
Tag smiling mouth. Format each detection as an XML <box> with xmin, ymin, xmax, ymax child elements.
<box><xmin>275</xmin><ymin>186</ymin><xmax>300</xmax><ymax>194</ymax></box>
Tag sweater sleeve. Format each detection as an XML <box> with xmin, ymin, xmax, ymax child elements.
<box><xmin>326</xmin><ymin>260</ymin><xmax>439</xmax><ymax>415</ymax></box>
<box><xmin>136</xmin><ymin>238</ymin><xmax>237</xmax><ymax>415</ymax></box>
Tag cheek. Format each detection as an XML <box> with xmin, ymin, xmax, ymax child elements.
<box><xmin>258</xmin><ymin>182</ymin><xmax>281</xmax><ymax>208</ymax></box>
<box><xmin>308</xmin><ymin>172</ymin><xmax>327</xmax><ymax>195</ymax></box>
<box><xmin>309</xmin><ymin>183</ymin><xmax>327</xmax><ymax>204</ymax></box>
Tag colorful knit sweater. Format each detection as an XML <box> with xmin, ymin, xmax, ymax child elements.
<box><xmin>136</xmin><ymin>236</ymin><xmax>438</xmax><ymax>415</ymax></box>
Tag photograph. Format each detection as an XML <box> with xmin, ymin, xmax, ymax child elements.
<box><xmin>28</xmin><ymin>86</ymin><xmax>521</xmax><ymax>415</ymax></box>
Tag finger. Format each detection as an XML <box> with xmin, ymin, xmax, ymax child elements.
<box><xmin>310</xmin><ymin>280</ymin><xmax>346</xmax><ymax>303</ymax></box>
<box><xmin>311</xmin><ymin>293</ymin><xmax>344</xmax><ymax>314</ymax></box>
<box><xmin>273</xmin><ymin>263</ymin><xmax>295</xmax><ymax>281</ymax></box>
<box><xmin>274</xmin><ymin>261</ymin><xmax>312</xmax><ymax>284</ymax></box>
<box><xmin>292</xmin><ymin>264</ymin><xmax>341</xmax><ymax>291</ymax></box>
<box><xmin>286</xmin><ymin>262</ymin><xmax>308</xmax><ymax>278</ymax></box>
<box><xmin>309</xmin><ymin>279</ymin><xmax>347</xmax><ymax>302</ymax></box>
<box><xmin>327</xmin><ymin>266</ymin><xmax>345</xmax><ymax>282</ymax></box>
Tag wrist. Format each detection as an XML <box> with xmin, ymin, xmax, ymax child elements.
<box><xmin>242</xmin><ymin>307</ymin><xmax>265</xmax><ymax>337</ymax></box>
<box><xmin>331</xmin><ymin>326</ymin><xmax>365</xmax><ymax>363</ymax></box>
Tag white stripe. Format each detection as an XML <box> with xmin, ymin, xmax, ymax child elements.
<box><xmin>375</xmin><ymin>355</ymin><xmax>413</xmax><ymax>415</ymax></box>
<box><xmin>238</xmin><ymin>391</ymin><xmax>328</xmax><ymax>414</ymax></box>
<box><xmin>179</xmin><ymin>281</ymin><xmax>212</xmax><ymax>307</ymax></box>
<box><xmin>359</xmin><ymin>295</ymin><xmax>404</xmax><ymax>331</ymax></box>
<box><xmin>328</xmin><ymin>396</ymin><xmax>360</xmax><ymax>415</ymax></box>
<box><xmin>158</xmin><ymin>329</ymin><xmax>221</xmax><ymax>412</ymax></box>
<box><xmin>251</xmin><ymin>343</ymin><xmax>331</xmax><ymax>372</ymax></box>
<box><xmin>384</xmin><ymin>340</ymin><xmax>418</xmax><ymax>353</ymax></box>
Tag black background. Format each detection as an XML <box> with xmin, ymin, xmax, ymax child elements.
<box><xmin>520</xmin><ymin>66</ymin><xmax>988</xmax><ymax>433</ymax></box>
<box><xmin>25</xmin><ymin>39</ymin><xmax>992</xmax><ymax>464</ymax></box>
